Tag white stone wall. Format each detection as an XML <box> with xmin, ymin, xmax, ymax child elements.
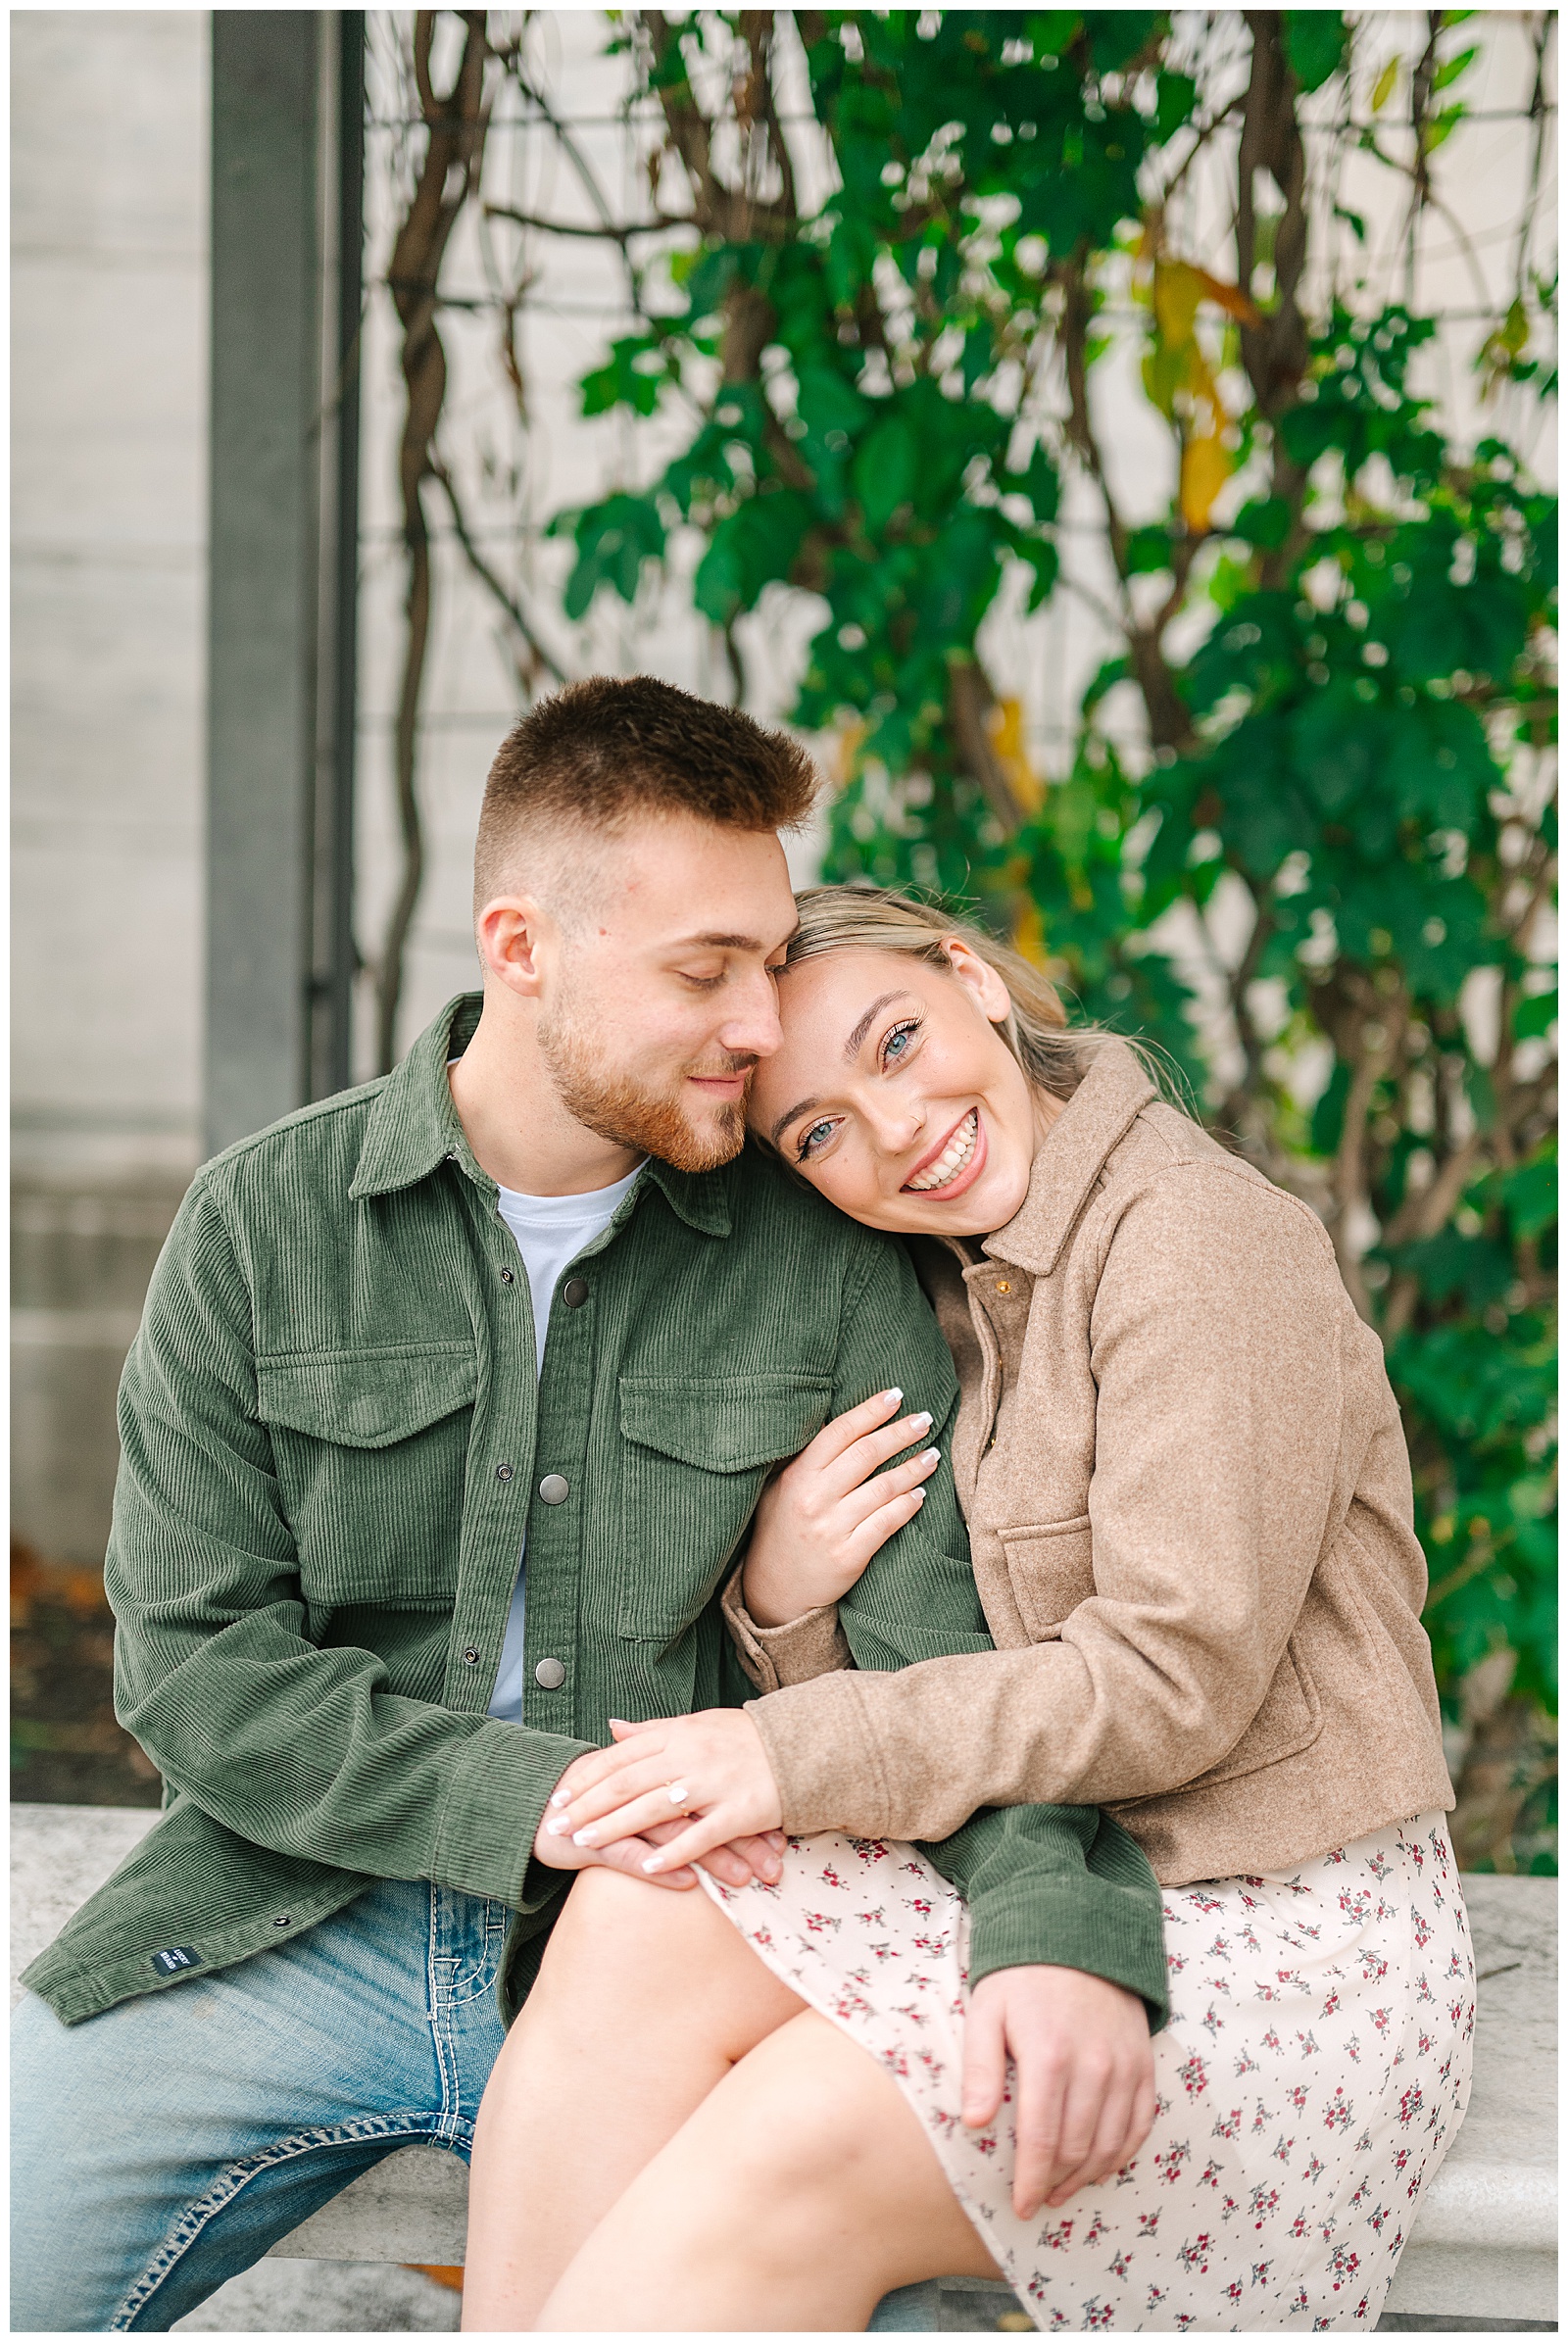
<box><xmin>12</xmin><ymin>10</ymin><xmax>209</xmax><ymax>1187</ymax></box>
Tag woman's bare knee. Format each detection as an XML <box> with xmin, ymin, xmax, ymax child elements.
<box><xmin>690</xmin><ymin>2013</ymin><xmax>1001</xmax><ymax>2279</ymax></box>
<box><xmin>533</xmin><ymin>1868</ymin><xmax>804</xmax><ymax>2057</ymax></box>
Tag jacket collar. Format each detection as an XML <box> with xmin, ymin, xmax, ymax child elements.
<box><xmin>349</xmin><ymin>992</ymin><xmax>732</xmax><ymax>1237</ymax></box>
<box><xmin>983</xmin><ymin>1038</ymin><xmax>1155</xmax><ymax>1278</ymax></box>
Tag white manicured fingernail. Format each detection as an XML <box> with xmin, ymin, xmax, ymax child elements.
<box><xmin>549</xmin><ymin>1789</ymin><xmax>569</xmax><ymax>1807</ymax></box>
<box><xmin>545</xmin><ymin>1816</ymin><xmax>570</xmax><ymax>1835</ymax></box>
<box><xmin>884</xmin><ymin>1388</ymin><xmax>903</xmax><ymax>1405</ymax></box>
<box><xmin>571</xmin><ymin>1830</ymin><xmax>596</xmax><ymax>1847</ymax></box>
<box><xmin>910</xmin><ymin>1411</ymin><xmax>932</xmax><ymax>1431</ymax></box>
<box><xmin>922</xmin><ymin>1448</ymin><xmax>941</xmax><ymax>1464</ymax></box>
<box><xmin>642</xmin><ymin>1856</ymin><xmax>662</xmax><ymax>1874</ymax></box>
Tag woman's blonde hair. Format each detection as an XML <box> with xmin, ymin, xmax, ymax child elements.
<box><xmin>782</xmin><ymin>883</ymin><xmax>1097</xmax><ymax>1102</ymax></box>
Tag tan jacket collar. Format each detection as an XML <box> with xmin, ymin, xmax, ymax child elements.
<box><xmin>983</xmin><ymin>1039</ymin><xmax>1155</xmax><ymax>1278</ymax></box>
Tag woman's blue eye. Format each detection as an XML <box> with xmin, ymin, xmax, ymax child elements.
<box><xmin>883</xmin><ymin>1020</ymin><xmax>919</xmax><ymax>1064</ymax></box>
<box><xmin>798</xmin><ymin>1120</ymin><xmax>836</xmax><ymax>1160</ymax></box>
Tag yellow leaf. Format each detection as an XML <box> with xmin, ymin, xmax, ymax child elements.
<box><xmin>1181</xmin><ymin>340</ymin><xmax>1220</xmax><ymax>405</ymax></box>
<box><xmin>1013</xmin><ymin>897</ymin><xmax>1050</xmax><ymax>968</ymax></box>
<box><xmin>988</xmin><ymin>696</ymin><xmax>1044</xmax><ymax>816</ymax></box>
<box><xmin>833</xmin><ymin>716</ymin><xmax>866</xmax><ymax>787</ymax></box>
<box><xmin>1372</xmin><ymin>55</ymin><xmax>1398</xmax><ymax>113</ymax></box>
<box><xmin>1181</xmin><ymin>428</ymin><xmax>1231</xmax><ymax>533</ymax></box>
<box><xmin>1153</xmin><ymin>260</ymin><xmax>1204</xmax><ymax>349</ymax></box>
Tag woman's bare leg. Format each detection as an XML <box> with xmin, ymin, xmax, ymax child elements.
<box><xmin>536</xmin><ymin>2007</ymin><xmax>1004</xmax><ymax>2332</ymax></box>
<box><xmin>461</xmin><ymin>1868</ymin><xmax>806</xmax><ymax>2331</ymax></box>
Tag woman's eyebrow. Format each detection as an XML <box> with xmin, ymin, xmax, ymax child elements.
<box><xmin>768</xmin><ymin>1096</ymin><xmax>822</xmax><ymax>1148</ymax></box>
<box><xmin>843</xmin><ymin>990</ymin><xmax>910</xmax><ymax>1062</ymax></box>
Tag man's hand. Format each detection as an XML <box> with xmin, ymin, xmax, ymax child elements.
<box><xmin>963</xmin><ymin>1966</ymin><xmax>1156</xmax><ymax>2218</ymax></box>
<box><xmin>532</xmin><ymin>1743</ymin><xmax>786</xmax><ymax>1892</ymax></box>
<box><xmin>541</xmin><ymin>1712</ymin><xmax>784</xmax><ymax>1878</ymax></box>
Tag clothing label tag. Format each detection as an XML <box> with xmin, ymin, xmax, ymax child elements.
<box><xmin>150</xmin><ymin>1946</ymin><xmax>203</xmax><ymax>1976</ymax></box>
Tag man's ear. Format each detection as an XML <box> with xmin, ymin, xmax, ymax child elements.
<box><xmin>943</xmin><ymin>937</ymin><xmax>1013</xmax><ymax>1026</ymax></box>
<box><xmin>477</xmin><ymin>896</ymin><xmax>555</xmax><ymax>999</ymax></box>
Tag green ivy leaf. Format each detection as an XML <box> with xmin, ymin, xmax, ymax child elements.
<box><xmin>556</xmin><ymin>494</ymin><xmax>666</xmax><ymax>619</ymax></box>
<box><xmin>1284</xmin><ymin>11</ymin><xmax>1348</xmax><ymax>93</ymax></box>
<box><xmin>1154</xmin><ymin>71</ymin><xmax>1198</xmax><ymax>141</ymax></box>
<box><xmin>854</xmin><ymin>416</ymin><xmax>919</xmax><ymax>535</ymax></box>
<box><xmin>692</xmin><ymin>491</ymin><xmax>812</xmax><ymax>624</ymax></box>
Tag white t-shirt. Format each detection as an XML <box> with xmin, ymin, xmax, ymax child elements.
<box><xmin>485</xmin><ymin>1161</ymin><xmax>645</xmax><ymax>1721</ymax></box>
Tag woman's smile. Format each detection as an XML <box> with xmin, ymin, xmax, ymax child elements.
<box><xmin>901</xmin><ymin>1105</ymin><xmax>986</xmax><ymax>1197</ymax></box>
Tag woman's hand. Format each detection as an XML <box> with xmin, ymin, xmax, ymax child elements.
<box><xmin>543</xmin><ymin>1711</ymin><xmax>784</xmax><ymax>1878</ymax></box>
<box><xmin>742</xmin><ymin>1386</ymin><xmax>943</xmax><ymax>1629</ymax></box>
<box><xmin>963</xmin><ymin>1966</ymin><xmax>1156</xmax><ymax>2218</ymax></box>
<box><xmin>532</xmin><ymin>1744</ymin><xmax>787</xmax><ymax>1891</ymax></box>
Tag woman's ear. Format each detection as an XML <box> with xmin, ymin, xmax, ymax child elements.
<box><xmin>942</xmin><ymin>938</ymin><xmax>1014</xmax><ymax>1025</ymax></box>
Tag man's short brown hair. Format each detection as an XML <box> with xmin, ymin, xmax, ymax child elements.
<box><xmin>473</xmin><ymin>675</ymin><xmax>818</xmax><ymax>914</ymax></box>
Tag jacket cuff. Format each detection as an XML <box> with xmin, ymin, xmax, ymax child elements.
<box><xmin>963</xmin><ymin>1869</ymin><xmax>1170</xmax><ymax>2033</ymax></box>
<box><xmin>431</xmin><ymin>1719</ymin><xmax>595</xmax><ymax>1908</ymax></box>
<box><xmin>747</xmin><ymin>1672</ymin><xmax>889</xmax><ymax>1833</ymax></box>
<box><xmin>721</xmin><ymin>1564</ymin><xmax>853</xmax><ymax>1693</ymax></box>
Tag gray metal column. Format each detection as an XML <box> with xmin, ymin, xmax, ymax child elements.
<box><xmin>205</xmin><ymin>13</ymin><xmax>364</xmax><ymax>1158</ymax></box>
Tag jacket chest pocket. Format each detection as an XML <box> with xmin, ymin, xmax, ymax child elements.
<box><xmin>256</xmin><ymin>1344</ymin><xmax>476</xmax><ymax>1609</ymax></box>
<box><xmin>615</xmin><ymin>1373</ymin><xmax>833</xmax><ymax>1646</ymax></box>
<box><xmin>997</xmin><ymin>1515</ymin><xmax>1096</xmax><ymax>1641</ymax></box>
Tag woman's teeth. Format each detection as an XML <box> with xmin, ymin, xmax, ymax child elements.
<box><xmin>905</xmin><ymin>1109</ymin><xmax>979</xmax><ymax>1194</ymax></box>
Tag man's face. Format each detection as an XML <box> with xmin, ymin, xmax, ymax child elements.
<box><xmin>535</xmin><ymin>815</ymin><xmax>799</xmax><ymax>1172</ymax></box>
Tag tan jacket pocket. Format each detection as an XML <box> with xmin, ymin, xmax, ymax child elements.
<box><xmin>997</xmin><ymin>1516</ymin><xmax>1096</xmax><ymax>1642</ymax></box>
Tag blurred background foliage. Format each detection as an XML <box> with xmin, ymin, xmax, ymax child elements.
<box><xmin>542</xmin><ymin>9</ymin><xmax>1557</xmax><ymax>1871</ymax></box>
<box><xmin>363</xmin><ymin>8</ymin><xmax>1554</xmax><ymax>1868</ymax></box>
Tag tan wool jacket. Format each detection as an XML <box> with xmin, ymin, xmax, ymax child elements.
<box><xmin>728</xmin><ymin>1041</ymin><xmax>1454</xmax><ymax>1887</ymax></box>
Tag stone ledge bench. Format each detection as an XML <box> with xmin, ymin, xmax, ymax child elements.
<box><xmin>12</xmin><ymin>1805</ymin><xmax>1557</xmax><ymax>2332</ymax></box>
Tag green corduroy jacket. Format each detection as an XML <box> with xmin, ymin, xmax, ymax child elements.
<box><xmin>23</xmin><ymin>996</ymin><xmax>1167</xmax><ymax>2030</ymax></box>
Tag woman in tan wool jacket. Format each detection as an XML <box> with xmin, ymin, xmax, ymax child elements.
<box><xmin>467</xmin><ymin>887</ymin><xmax>1472</xmax><ymax>2336</ymax></box>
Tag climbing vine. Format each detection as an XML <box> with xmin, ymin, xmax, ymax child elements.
<box><xmin>374</xmin><ymin>10</ymin><xmax>1557</xmax><ymax>1866</ymax></box>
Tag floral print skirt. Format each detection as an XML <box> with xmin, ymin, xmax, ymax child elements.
<box><xmin>698</xmin><ymin>1813</ymin><xmax>1472</xmax><ymax>2333</ymax></box>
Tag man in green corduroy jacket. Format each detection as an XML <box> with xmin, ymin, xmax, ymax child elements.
<box><xmin>12</xmin><ymin>677</ymin><xmax>1164</xmax><ymax>2332</ymax></box>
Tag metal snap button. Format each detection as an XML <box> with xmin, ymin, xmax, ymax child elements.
<box><xmin>562</xmin><ymin>1276</ymin><xmax>589</xmax><ymax>1308</ymax></box>
<box><xmin>500</xmin><ymin>1267</ymin><xmax>515</xmax><ymax>1286</ymax></box>
<box><xmin>496</xmin><ymin>1462</ymin><xmax>514</xmax><ymax>1483</ymax></box>
<box><xmin>996</xmin><ymin>1279</ymin><xmax>1011</xmax><ymax>1294</ymax></box>
<box><xmin>462</xmin><ymin>1646</ymin><xmax>480</xmax><ymax>1665</ymax></box>
<box><xmin>538</xmin><ymin>1473</ymin><xmax>569</xmax><ymax>1504</ymax></box>
<box><xmin>534</xmin><ymin>1657</ymin><xmax>566</xmax><ymax>1690</ymax></box>
<box><xmin>272</xmin><ymin>1914</ymin><xmax>291</xmax><ymax>1927</ymax></box>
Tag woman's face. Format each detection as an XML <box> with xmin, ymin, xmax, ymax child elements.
<box><xmin>749</xmin><ymin>942</ymin><xmax>1043</xmax><ymax>1238</ymax></box>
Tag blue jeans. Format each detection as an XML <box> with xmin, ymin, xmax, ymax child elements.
<box><xmin>11</xmin><ymin>1878</ymin><xmax>509</xmax><ymax>2331</ymax></box>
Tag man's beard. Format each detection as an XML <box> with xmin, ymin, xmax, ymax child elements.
<box><xmin>538</xmin><ymin>1004</ymin><xmax>753</xmax><ymax>1174</ymax></box>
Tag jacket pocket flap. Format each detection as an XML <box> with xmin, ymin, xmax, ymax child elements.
<box><xmin>618</xmin><ymin>1374</ymin><xmax>833</xmax><ymax>1474</ymax></box>
<box><xmin>256</xmin><ymin>1344</ymin><xmax>476</xmax><ymax>1448</ymax></box>
<box><xmin>997</xmin><ymin>1514</ymin><xmax>1094</xmax><ymax>1543</ymax></box>
<box><xmin>996</xmin><ymin>1516</ymin><xmax>1095</xmax><ymax>1640</ymax></box>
